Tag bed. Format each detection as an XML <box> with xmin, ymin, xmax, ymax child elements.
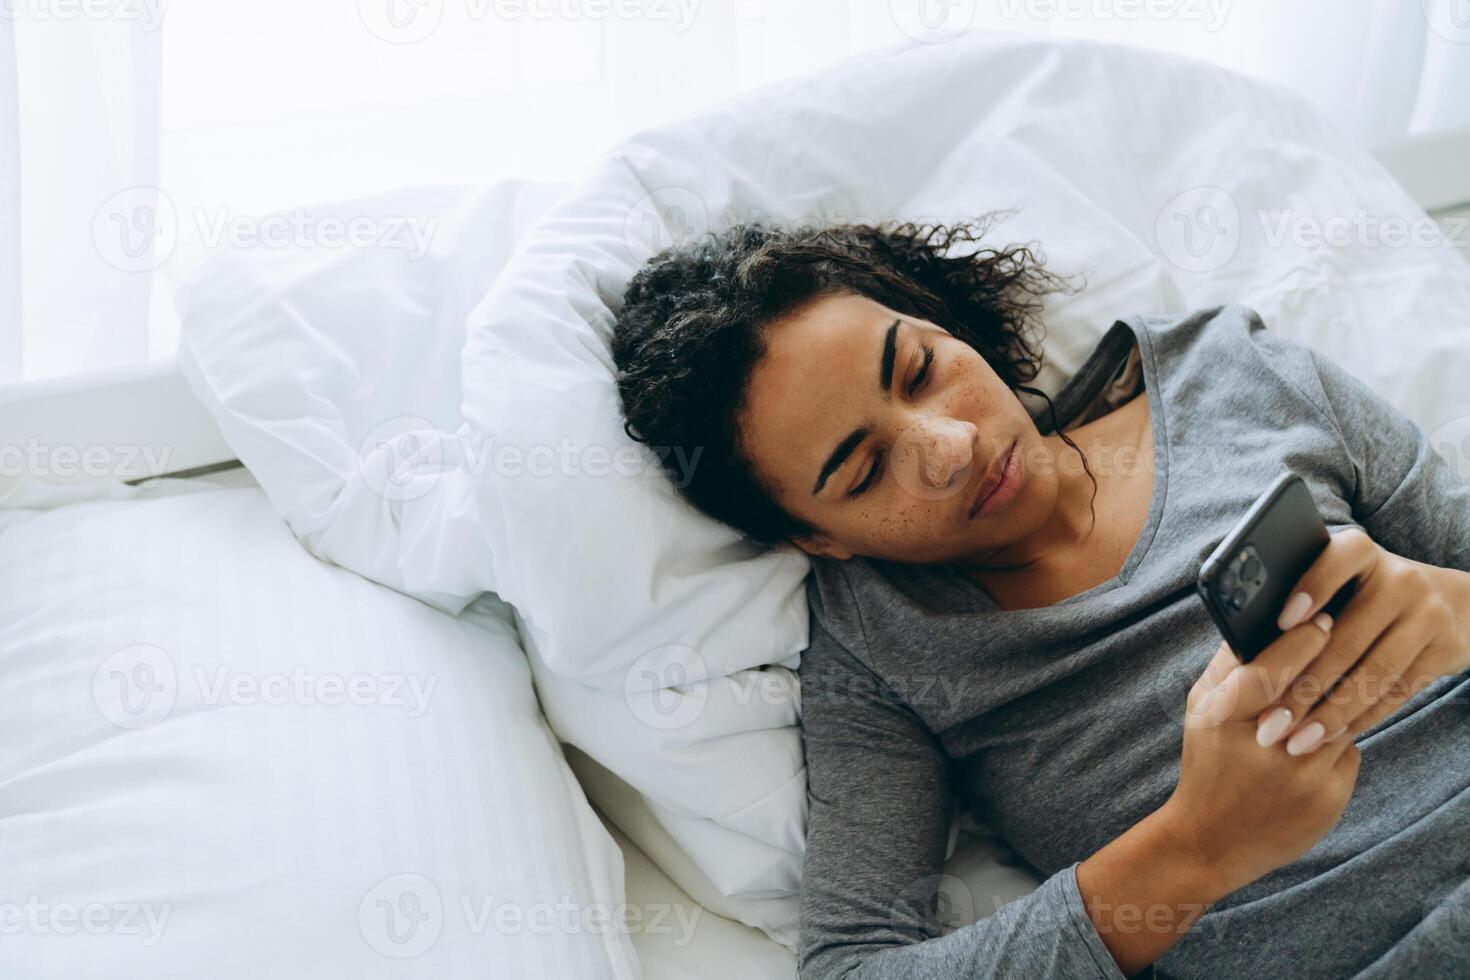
<box><xmin>3</xmin><ymin>32</ymin><xmax>1469</xmax><ymax>980</ymax></box>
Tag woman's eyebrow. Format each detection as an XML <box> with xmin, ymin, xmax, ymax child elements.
<box><xmin>811</xmin><ymin>319</ymin><xmax>900</xmax><ymax>496</ymax></box>
<box><xmin>879</xmin><ymin>318</ymin><xmax>899</xmax><ymax>390</ymax></box>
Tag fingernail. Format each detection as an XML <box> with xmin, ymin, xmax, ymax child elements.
<box><xmin>1313</xmin><ymin>612</ymin><xmax>1333</xmax><ymax>633</ymax></box>
<box><xmin>1278</xmin><ymin>592</ymin><xmax>1313</xmax><ymax>631</ymax></box>
<box><xmin>1256</xmin><ymin>707</ymin><xmax>1295</xmax><ymax>747</ymax></box>
<box><xmin>1286</xmin><ymin>721</ymin><xmax>1326</xmax><ymax>756</ymax></box>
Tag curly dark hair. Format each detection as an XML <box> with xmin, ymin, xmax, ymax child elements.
<box><xmin>610</xmin><ymin>213</ymin><xmax>1086</xmax><ymax>550</ymax></box>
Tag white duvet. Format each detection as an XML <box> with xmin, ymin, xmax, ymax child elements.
<box><xmin>179</xmin><ymin>31</ymin><xmax>1470</xmax><ymax>950</ymax></box>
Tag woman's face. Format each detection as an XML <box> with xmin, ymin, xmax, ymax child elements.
<box><xmin>739</xmin><ymin>292</ymin><xmax>1062</xmax><ymax>564</ymax></box>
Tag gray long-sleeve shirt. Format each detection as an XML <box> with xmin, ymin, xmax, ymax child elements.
<box><xmin>796</xmin><ymin>304</ymin><xmax>1470</xmax><ymax>979</ymax></box>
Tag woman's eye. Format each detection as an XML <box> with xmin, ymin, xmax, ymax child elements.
<box><xmin>906</xmin><ymin>345</ymin><xmax>934</xmax><ymax>395</ymax></box>
<box><xmin>847</xmin><ymin>449</ymin><xmax>883</xmax><ymax>498</ymax></box>
<box><xmin>847</xmin><ymin>346</ymin><xmax>934</xmax><ymax>499</ymax></box>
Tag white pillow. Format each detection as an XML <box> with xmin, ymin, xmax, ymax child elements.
<box><xmin>0</xmin><ymin>482</ymin><xmax>637</xmax><ymax>978</ymax></box>
<box><xmin>176</xmin><ymin>179</ymin><xmax>567</xmax><ymax>612</ymax></box>
<box><xmin>454</xmin><ymin>31</ymin><xmax>1470</xmax><ymax>945</ymax></box>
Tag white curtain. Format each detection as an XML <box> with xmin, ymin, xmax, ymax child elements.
<box><xmin>1256</xmin><ymin>0</ymin><xmax>1470</xmax><ymax>146</ymax></box>
<box><xmin>1414</xmin><ymin>0</ymin><xmax>1470</xmax><ymax>133</ymax></box>
<box><xmin>2</xmin><ymin>0</ymin><xmax>1466</xmax><ymax>383</ymax></box>
<box><xmin>7</xmin><ymin>10</ymin><xmax>161</xmax><ymax>382</ymax></box>
<box><xmin>0</xmin><ymin>16</ymin><xmax>19</xmax><ymax>381</ymax></box>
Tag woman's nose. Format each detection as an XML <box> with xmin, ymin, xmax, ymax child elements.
<box><xmin>917</xmin><ymin>418</ymin><xmax>975</xmax><ymax>490</ymax></box>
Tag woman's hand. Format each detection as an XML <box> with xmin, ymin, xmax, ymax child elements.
<box><xmin>1256</xmin><ymin>527</ymin><xmax>1470</xmax><ymax>755</ymax></box>
<box><xmin>1077</xmin><ymin>626</ymin><xmax>1363</xmax><ymax>977</ymax></box>
<box><xmin>1165</xmin><ymin>626</ymin><xmax>1363</xmax><ymax>889</ymax></box>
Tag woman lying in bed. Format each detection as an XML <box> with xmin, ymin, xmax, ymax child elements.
<box><xmin>609</xmin><ymin>218</ymin><xmax>1470</xmax><ymax>979</ymax></box>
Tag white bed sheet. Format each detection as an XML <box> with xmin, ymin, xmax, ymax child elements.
<box><xmin>603</xmin><ymin>814</ymin><xmax>796</xmax><ymax>980</ymax></box>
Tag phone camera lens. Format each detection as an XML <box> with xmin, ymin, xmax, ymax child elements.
<box><xmin>1229</xmin><ymin>587</ymin><xmax>1248</xmax><ymax>611</ymax></box>
<box><xmin>1220</xmin><ymin>568</ymin><xmax>1239</xmax><ymax>593</ymax></box>
<box><xmin>1240</xmin><ymin>556</ymin><xmax>1262</xmax><ymax>582</ymax></box>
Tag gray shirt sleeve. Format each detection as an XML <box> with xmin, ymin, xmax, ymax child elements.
<box><xmin>1297</xmin><ymin>341</ymin><xmax>1470</xmax><ymax>568</ymax></box>
<box><xmin>796</xmin><ymin>610</ymin><xmax>1127</xmax><ymax>980</ymax></box>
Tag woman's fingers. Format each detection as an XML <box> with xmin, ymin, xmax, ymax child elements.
<box><xmin>1276</xmin><ymin>582</ymin><xmax>1402</xmax><ymax>733</ymax></box>
<box><xmin>1185</xmin><ymin>641</ymin><xmax>1245</xmax><ymax>728</ymax></box>
<box><xmin>1276</xmin><ymin>527</ymin><xmax>1378</xmax><ymax>630</ymax></box>
<box><xmin>1340</xmin><ymin>654</ymin><xmax>1443</xmax><ymax>738</ymax></box>
<box><xmin>1287</xmin><ymin>616</ymin><xmax>1428</xmax><ymax>749</ymax></box>
<box><xmin>1199</xmin><ymin>615</ymin><xmax>1334</xmax><ymax>728</ymax></box>
<box><xmin>1194</xmin><ymin>640</ymin><xmax>1238</xmax><ymax>690</ymax></box>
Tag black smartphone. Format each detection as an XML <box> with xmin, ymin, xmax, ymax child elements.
<box><xmin>1197</xmin><ymin>472</ymin><xmax>1353</xmax><ymax>662</ymax></box>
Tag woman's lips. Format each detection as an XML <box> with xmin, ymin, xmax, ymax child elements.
<box><xmin>967</xmin><ymin>438</ymin><xmax>1021</xmax><ymax>520</ymax></box>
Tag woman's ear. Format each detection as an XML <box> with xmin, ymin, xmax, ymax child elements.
<box><xmin>790</xmin><ymin>532</ymin><xmax>854</xmax><ymax>561</ymax></box>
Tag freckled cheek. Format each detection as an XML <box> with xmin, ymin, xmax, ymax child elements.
<box><xmin>867</xmin><ymin>492</ymin><xmax>956</xmax><ymax>542</ymax></box>
<box><xmin>954</xmin><ymin>378</ymin><xmax>1015</xmax><ymax>450</ymax></box>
